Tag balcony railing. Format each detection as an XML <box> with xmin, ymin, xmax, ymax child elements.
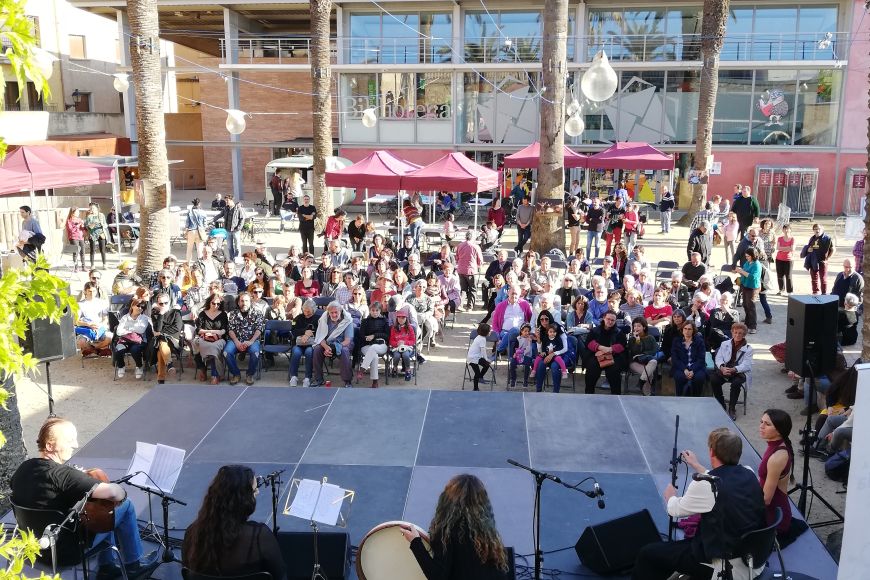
<box><xmin>220</xmin><ymin>31</ymin><xmax>848</xmax><ymax>66</ymax></box>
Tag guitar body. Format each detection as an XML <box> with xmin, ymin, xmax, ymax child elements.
<box><xmin>81</xmin><ymin>468</ymin><xmax>119</xmax><ymax>533</ymax></box>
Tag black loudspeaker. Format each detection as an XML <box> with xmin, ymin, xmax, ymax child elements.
<box><xmin>22</xmin><ymin>298</ymin><xmax>77</xmax><ymax>363</ymax></box>
<box><xmin>276</xmin><ymin>531</ymin><xmax>349</xmax><ymax>580</ymax></box>
<box><xmin>574</xmin><ymin>509</ymin><xmax>662</xmax><ymax>575</ymax></box>
<box><xmin>785</xmin><ymin>295</ymin><xmax>838</xmax><ymax>376</ymax></box>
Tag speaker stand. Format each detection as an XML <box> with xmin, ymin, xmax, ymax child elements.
<box><xmin>44</xmin><ymin>361</ymin><xmax>56</xmax><ymax>417</ymax></box>
<box><xmin>787</xmin><ymin>369</ymin><xmax>845</xmax><ymax>529</ymax></box>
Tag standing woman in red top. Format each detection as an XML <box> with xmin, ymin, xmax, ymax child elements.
<box><xmin>487</xmin><ymin>198</ymin><xmax>506</xmax><ymax>240</ymax></box>
<box><xmin>622</xmin><ymin>202</ymin><xmax>640</xmax><ymax>254</ymax></box>
<box><xmin>774</xmin><ymin>223</ymin><xmax>795</xmax><ymax>295</ymax></box>
<box><xmin>65</xmin><ymin>207</ymin><xmax>86</xmax><ymax>272</ymax></box>
<box><xmin>403</xmin><ymin>193</ymin><xmax>425</xmax><ymax>249</ymax></box>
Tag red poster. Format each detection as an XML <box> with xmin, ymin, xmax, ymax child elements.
<box><xmin>853</xmin><ymin>173</ymin><xmax>867</xmax><ymax>189</ymax></box>
<box><xmin>759</xmin><ymin>172</ymin><xmax>772</xmax><ymax>186</ymax></box>
<box><xmin>803</xmin><ymin>173</ymin><xmax>815</xmax><ymax>186</ymax></box>
<box><xmin>772</xmin><ymin>173</ymin><xmax>786</xmax><ymax>186</ymax></box>
<box><xmin>787</xmin><ymin>173</ymin><xmax>800</xmax><ymax>186</ymax></box>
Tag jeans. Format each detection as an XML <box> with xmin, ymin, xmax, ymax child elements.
<box><xmin>759</xmin><ymin>291</ymin><xmax>772</xmax><ymax>319</ymax></box>
<box><xmin>227</xmin><ymin>229</ymin><xmax>242</xmax><ymax>262</ymax></box>
<box><xmin>674</xmin><ymin>368</ymin><xmax>707</xmax><ymax>397</ymax></box>
<box><xmin>496</xmin><ymin>328</ymin><xmax>520</xmax><ymax>354</ymax></box>
<box><xmin>509</xmin><ymin>354</ymin><xmax>532</xmax><ymax>386</ymax></box>
<box><xmin>92</xmin><ymin>498</ymin><xmax>143</xmax><ymax>566</ymax></box>
<box><xmin>660</xmin><ymin>210</ymin><xmax>672</xmax><ymax>233</ymax></box>
<box><xmin>113</xmin><ymin>342</ymin><xmax>144</xmax><ymax>368</ymax></box>
<box><xmin>290</xmin><ymin>345</ymin><xmax>314</xmax><ymax>378</ymax></box>
<box><xmin>809</xmin><ymin>262</ymin><xmax>828</xmax><ymax>294</ymax></box>
<box><xmin>406</xmin><ymin>220</ymin><xmax>423</xmax><ymax>249</ymax></box>
<box><xmin>534</xmin><ymin>360</ymin><xmax>565</xmax><ymax>393</ymax></box>
<box><xmin>586</xmin><ymin>230</ymin><xmax>602</xmax><ymax>259</ymax></box>
<box><xmin>516</xmin><ymin>225</ymin><xmax>531</xmax><ymax>252</ymax></box>
<box><xmin>392</xmin><ymin>350</ymin><xmax>412</xmax><ymax>372</ymax></box>
<box><xmin>224</xmin><ymin>339</ymin><xmax>260</xmax><ymax>377</ymax></box>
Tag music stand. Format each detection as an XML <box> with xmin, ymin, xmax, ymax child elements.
<box><xmin>283</xmin><ymin>477</ymin><xmax>354</xmax><ymax>580</ymax></box>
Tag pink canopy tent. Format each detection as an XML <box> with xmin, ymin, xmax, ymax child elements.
<box><xmin>0</xmin><ymin>167</ymin><xmax>33</xmax><ymax>196</ymax></box>
<box><xmin>401</xmin><ymin>153</ymin><xmax>499</xmax><ymax>229</ymax></box>
<box><xmin>587</xmin><ymin>142</ymin><xmax>674</xmax><ymax>170</ymax></box>
<box><xmin>503</xmin><ymin>141</ymin><xmax>589</xmax><ymax>169</ymax></box>
<box><xmin>324</xmin><ymin>150</ymin><xmax>421</xmax><ymax>221</ymax></box>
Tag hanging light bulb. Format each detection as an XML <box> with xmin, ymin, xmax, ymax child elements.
<box><xmin>566</xmin><ymin>99</ymin><xmax>581</xmax><ymax>117</ymax></box>
<box><xmin>225</xmin><ymin>109</ymin><xmax>247</xmax><ymax>135</ymax></box>
<box><xmin>361</xmin><ymin>107</ymin><xmax>377</xmax><ymax>128</ymax></box>
<box><xmin>27</xmin><ymin>48</ymin><xmax>55</xmax><ymax>83</ymax></box>
<box><xmin>580</xmin><ymin>51</ymin><xmax>618</xmax><ymax>102</ymax></box>
<box><xmin>565</xmin><ymin>114</ymin><xmax>585</xmax><ymax>137</ymax></box>
<box><xmin>112</xmin><ymin>74</ymin><xmax>130</xmax><ymax>92</ymax></box>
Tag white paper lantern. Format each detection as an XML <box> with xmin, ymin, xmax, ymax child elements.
<box><xmin>112</xmin><ymin>74</ymin><xmax>129</xmax><ymax>93</ymax></box>
<box><xmin>581</xmin><ymin>51</ymin><xmax>618</xmax><ymax>103</ymax></box>
<box><xmin>566</xmin><ymin>99</ymin><xmax>581</xmax><ymax>117</ymax></box>
<box><xmin>225</xmin><ymin>109</ymin><xmax>247</xmax><ymax>135</ymax></box>
<box><xmin>565</xmin><ymin>114</ymin><xmax>585</xmax><ymax>137</ymax></box>
<box><xmin>27</xmin><ymin>48</ymin><xmax>55</xmax><ymax>83</ymax></box>
<box><xmin>361</xmin><ymin>107</ymin><xmax>377</xmax><ymax>128</ymax></box>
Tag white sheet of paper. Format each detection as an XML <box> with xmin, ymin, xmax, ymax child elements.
<box><xmin>312</xmin><ymin>482</ymin><xmax>345</xmax><ymax>526</ymax></box>
<box><xmin>288</xmin><ymin>479</ymin><xmax>321</xmax><ymax>520</ymax></box>
<box><xmin>127</xmin><ymin>442</ymin><xmax>156</xmax><ymax>488</ymax></box>
<box><xmin>149</xmin><ymin>444</ymin><xmax>185</xmax><ymax>492</ymax></box>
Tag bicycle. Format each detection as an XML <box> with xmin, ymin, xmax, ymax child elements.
<box><xmin>241</xmin><ymin>215</ymin><xmax>265</xmax><ymax>243</ymax></box>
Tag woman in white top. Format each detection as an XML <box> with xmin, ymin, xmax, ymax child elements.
<box><xmin>113</xmin><ymin>298</ymin><xmax>151</xmax><ymax>378</ymax></box>
<box><xmin>75</xmin><ymin>281</ymin><xmax>112</xmax><ymax>350</ymax></box>
<box><xmin>466</xmin><ymin>322</ymin><xmax>492</xmax><ymax>391</ymax></box>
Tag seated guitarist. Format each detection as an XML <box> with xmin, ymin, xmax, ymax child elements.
<box><xmin>11</xmin><ymin>417</ymin><xmax>158</xmax><ymax>580</ymax></box>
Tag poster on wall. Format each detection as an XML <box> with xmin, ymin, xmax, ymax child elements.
<box><xmin>759</xmin><ymin>172</ymin><xmax>772</xmax><ymax>186</ymax></box>
<box><xmin>788</xmin><ymin>173</ymin><xmax>800</xmax><ymax>186</ymax></box>
<box><xmin>853</xmin><ymin>173</ymin><xmax>867</xmax><ymax>190</ymax></box>
<box><xmin>773</xmin><ymin>173</ymin><xmax>786</xmax><ymax>186</ymax></box>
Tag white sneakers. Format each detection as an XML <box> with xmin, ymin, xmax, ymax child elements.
<box><xmin>303</xmin><ymin>378</ymin><xmax>310</xmax><ymax>388</ymax></box>
<box><xmin>117</xmin><ymin>367</ymin><xmax>125</xmax><ymax>378</ymax></box>
<box><xmin>135</xmin><ymin>367</ymin><xmax>143</xmax><ymax>379</ymax></box>
<box><xmin>289</xmin><ymin>376</ymin><xmax>298</xmax><ymax>387</ymax></box>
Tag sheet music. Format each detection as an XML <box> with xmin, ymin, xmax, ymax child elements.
<box><xmin>312</xmin><ymin>482</ymin><xmax>345</xmax><ymax>526</ymax></box>
<box><xmin>126</xmin><ymin>441</ymin><xmax>186</xmax><ymax>492</ymax></box>
<box><xmin>288</xmin><ymin>479</ymin><xmax>321</xmax><ymax>520</ymax></box>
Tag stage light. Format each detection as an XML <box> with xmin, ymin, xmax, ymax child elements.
<box><xmin>361</xmin><ymin>107</ymin><xmax>377</xmax><ymax>128</ymax></box>
<box><xmin>112</xmin><ymin>74</ymin><xmax>129</xmax><ymax>92</ymax></box>
<box><xmin>581</xmin><ymin>51</ymin><xmax>617</xmax><ymax>103</ymax></box>
<box><xmin>225</xmin><ymin>109</ymin><xmax>247</xmax><ymax>135</ymax></box>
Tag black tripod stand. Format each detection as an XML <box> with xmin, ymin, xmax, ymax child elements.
<box><xmin>257</xmin><ymin>469</ymin><xmax>285</xmax><ymax>536</ymax></box>
<box><xmin>787</xmin><ymin>362</ymin><xmax>844</xmax><ymax>529</ymax></box>
<box><xmin>124</xmin><ymin>479</ymin><xmax>187</xmax><ymax>562</ymax></box>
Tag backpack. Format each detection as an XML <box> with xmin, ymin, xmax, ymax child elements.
<box><xmin>824</xmin><ymin>449</ymin><xmax>851</xmax><ymax>482</ymax></box>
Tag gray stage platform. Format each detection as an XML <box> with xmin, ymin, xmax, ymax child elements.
<box><xmin>17</xmin><ymin>386</ymin><xmax>839</xmax><ymax>579</ymax></box>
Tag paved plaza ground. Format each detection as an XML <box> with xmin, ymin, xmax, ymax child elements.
<box><xmin>14</xmin><ymin>193</ymin><xmax>858</xmax><ymax>557</ymax></box>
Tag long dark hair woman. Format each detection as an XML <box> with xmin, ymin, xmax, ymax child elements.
<box><xmin>758</xmin><ymin>409</ymin><xmax>806</xmax><ymax>546</ymax></box>
<box><xmin>182</xmin><ymin>465</ymin><xmax>286</xmax><ymax>580</ymax></box>
<box><xmin>401</xmin><ymin>474</ymin><xmax>510</xmax><ymax>579</ymax></box>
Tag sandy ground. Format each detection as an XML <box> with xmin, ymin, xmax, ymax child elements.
<box><xmin>13</xmin><ymin>194</ymin><xmax>857</xmax><ymax>557</ymax></box>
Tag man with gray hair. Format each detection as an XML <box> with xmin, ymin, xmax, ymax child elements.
<box><xmin>682</xmin><ymin>252</ymin><xmax>708</xmax><ymax>291</ymax></box>
<box><xmin>456</xmin><ymin>229</ymin><xmax>484</xmax><ymax>310</ymax></box>
<box><xmin>311</xmin><ymin>301</ymin><xmax>354</xmax><ymax>388</ymax></box>
<box><xmin>689</xmin><ymin>200</ymin><xmax>717</xmax><ymax>233</ymax></box>
<box><xmin>687</xmin><ymin>220</ymin><xmax>712</xmax><ymax>265</ymax></box>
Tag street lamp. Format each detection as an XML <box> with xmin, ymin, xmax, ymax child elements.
<box><xmin>72</xmin><ymin>89</ymin><xmax>82</xmax><ymax>104</ymax></box>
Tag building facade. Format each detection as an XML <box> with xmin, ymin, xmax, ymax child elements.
<box><xmin>73</xmin><ymin>0</ymin><xmax>869</xmax><ymax>215</ymax></box>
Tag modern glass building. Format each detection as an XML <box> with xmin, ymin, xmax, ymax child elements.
<box><xmin>73</xmin><ymin>0</ymin><xmax>869</xmax><ymax>215</ymax></box>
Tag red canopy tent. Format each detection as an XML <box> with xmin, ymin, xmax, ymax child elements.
<box><xmin>401</xmin><ymin>153</ymin><xmax>499</xmax><ymax>229</ymax></box>
<box><xmin>503</xmin><ymin>141</ymin><xmax>589</xmax><ymax>169</ymax></box>
<box><xmin>1</xmin><ymin>145</ymin><xmax>115</xmax><ymax>192</ymax></box>
<box><xmin>587</xmin><ymin>142</ymin><xmax>674</xmax><ymax>170</ymax></box>
<box><xmin>324</xmin><ymin>149</ymin><xmax>421</xmax><ymax>222</ymax></box>
<box><xmin>0</xmin><ymin>166</ymin><xmax>33</xmax><ymax>196</ymax></box>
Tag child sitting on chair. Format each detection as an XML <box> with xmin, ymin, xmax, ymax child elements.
<box><xmin>529</xmin><ymin>324</ymin><xmax>569</xmax><ymax>380</ymax></box>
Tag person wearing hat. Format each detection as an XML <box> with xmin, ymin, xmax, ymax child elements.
<box><xmin>113</xmin><ymin>261</ymin><xmax>143</xmax><ymax>295</ymax></box>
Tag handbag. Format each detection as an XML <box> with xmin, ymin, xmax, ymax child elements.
<box><xmin>118</xmin><ymin>332</ymin><xmax>143</xmax><ymax>345</ymax></box>
<box><xmin>595</xmin><ymin>350</ymin><xmax>615</xmax><ymax>368</ymax></box>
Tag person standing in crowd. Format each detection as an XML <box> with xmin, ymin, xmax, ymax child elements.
<box><xmin>774</xmin><ymin>223</ymin><xmax>795</xmax><ymax>295</ymax></box>
<box><xmin>689</xmin><ymin>201</ymin><xmax>717</xmax><ymax>234</ymax></box>
<box><xmin>466</xmin><ymin>322</ymin><xmax>492</xmax><ymax>391</ymax></box>
<box><xmin>659</xmin><ymin>186</ymin><xmax>675</xmax><ymax>234</ymax></box>
<box><xmin>604</xmin><ymin>197</ymin><xmax>626</xmax><ymax>256</ymax></box>
<box><xmin>801</xmin><ymin>223</ymin><xmax>835</xmax><ymax>295</ymax></box>
<box><xmin>217</xmin><ymin>197</ymin><xmax>244</xmax><ymax>263</ymax></box>
<box><xmin>565</xmin><ymin>195</ymin><xmax>583</xmax><ymax>255</ymax></box>
<box><xmin>853</xmin><ymin>227</ymin><xmax>864</xmax><ymax>274</ymax></box>
<box><xmin>686</xmin><ymin>221</ymin><xmax>712</xmax><ymax>266</ymax></box>
<box><xmin>84</xmin><ymin>202</ymin><xmax>109</xmax><ymax>269</ymax></box>
<box><xmin>16</xmin><ymin>205</ymin><xmax>44</xmax><ymax>262</ymax></box>
<box><xmin>585</xmin><ymin>197</ymin><xmax>605</xmax><ymax>259</ymax></box>
<box><xmin>269</xmin><ymin>171</ymin><xmax>283</xmax><ymax>216</ymax></box>
<box><xmin>632</xmin><ymin>429</ymin><xmax>765</xmax><ymax>580</ymax></box>
<box><xmin>185</xmin><ymin>198</ymin><xmax>208</xmax><ymax>264</ymax></box>
<box><xmin>732</xmin><ymin>186</ymin><xmax>760</xmax><ymax>239</ymax></box>
<box><xmin>710</xmin><ymin>323</ymin><xmax>753</xmax><ymax>419</ymax></box>
<box><xmin>65</xmin><ymin>207</ymin><xmax>86</xmax><ymax>272</ymax></box>
<box><xmin>456</xmin><ymin>230</ymin><xmax>484</xmax><ymax>311</ymax></box>
<box><xmin>735</xmin><ymin>247</ymin><xmax>761</xmax><ymax>333</ymax></box>
<box><xmin>403</xmin><ymin>194</ymin><xmax>425</xmax><ymax>249</ymax></box>
<box><xmin>722</xmin><ymin>212</ymin><xmax>739</xmax><ymax>265</ymax></box>
<box><xmin>183</xmin><ymin>465</ymin><xmax>286</xmax><ymax>580</ymax></box>
<box><xmin>296</xmin><ymin>194</ymin><xmax>318</xmax><ymax>255</ymax></box>
<box><xmin>623</xmin><ymin>202</ymin><xmax>640</xmax><ymax>255</ymax></box>
<box><xmin>402</xmin><ymin>474</ymin><xmax>511</xmax><ymax>580</ymax></box>
<box><xmin>515</xmin><ymin>195</ymin><xmax>534</xmax><ymax>253</ymax></box>
<box><xmin>224</xmin><ymin>292</ymin><xmax>265</xmax><ymax>386</ymax></box>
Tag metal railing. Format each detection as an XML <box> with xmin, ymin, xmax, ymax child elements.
<box><xmin>220</xmin><ymin>31</ymin><xmax>848</xmax><ymax>66</ymax></box>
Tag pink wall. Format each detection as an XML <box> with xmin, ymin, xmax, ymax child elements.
<box><xmin>338</xmin><ymin>147</ymin><xmax>454</xmax><ymax>202</ymax></box>
<box><xmin>840</xmin><ymin>0</ymin><xmax>870</xmax><ymax>151</ymax></box>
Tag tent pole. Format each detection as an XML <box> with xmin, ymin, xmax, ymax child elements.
<box><xmin>365</xmin><ymin>188</ymin><xmax>369</xmax><ymax>223</ymax></box>
<box><xmin>111</xmin><ymin>160</ymin><xmax>124</xmax><ymax>255</ymax></box>
<box><xmin>430</xmin><ymin>190</ymin><xmax>435</xmax><ymax>223</ymax></box>
<box><xmin>474</xmin><ymin>191</ymin><xmax>479</xmax><ymax>231</ymax></box>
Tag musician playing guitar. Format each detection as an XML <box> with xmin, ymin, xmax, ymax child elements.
<box><xmin>10</xmin><ymin>417</ymin><xmax>159</xmax><ymax>580</ymax></box>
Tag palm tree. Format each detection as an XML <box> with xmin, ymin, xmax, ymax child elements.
<box><xmin>678</xmin><ymin>0</ymin><xmax>729</xmax><ymax>227</ymax></box>
<box><xmin>310</xmin><ymin>0</ymin><xmax>334</xmax><ymax>227</ymax></box>
<box><xmin>128</xmin><ymin>0</ymin><xmax>171</xmax><ymax>275</ymax></box>
<box><xmin>531</xmin><ymin>0</ymin><xmax>568</xmax><ymax>254</ymax></box>
<box><xmin>862</xmin><ymin>0</ymin><xmax>870</xmax><ymax>361</ymax></box>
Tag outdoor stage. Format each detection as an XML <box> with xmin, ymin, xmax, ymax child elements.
<box><xmin>21</xmin><ymin>386</ymin><xmax>839</xmax><ymax>579</ymax></box>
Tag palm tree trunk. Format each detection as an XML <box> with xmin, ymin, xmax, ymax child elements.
<box><xmin>0</xmin><ymin>375</ymin><xmax>26</xmax><ymax>511</ymax></box>
<box><xmin>310</xmin><ymin>0</ymin><xmax>334</xmax><ymax>230</ymax></box>
<box><xmin>128</xmin><ymin>0</ymin><xmax>170</xmax><ymax>275</ymax></box>
<box><xmin>531</xmin><ymin>0</ymin><xmax>568</xmax><ymax>254</ymax></box>
<box><xmin>678</xmin><ymin>0</ymin><xmax>729</xmax><ymax>227</ymax></box>
<box><xmin>863</xmin><ymin>1</ymin><xmax>870</xmax><ymax>362</ymax></box>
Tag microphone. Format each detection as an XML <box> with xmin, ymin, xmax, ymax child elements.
<box><xmin>114</xmin><ymin>472</ymin><xmax>141</xmax><ymax>484</ymax></box>
<box><xmin>692</xmin><ymin>473</ymin><xmax>720</xmax><ymax>485</ymax></box>
<box><xmin>594</xmin><ymin>483</ymin><xmax>605</xmax><ymax>510</ymax></box>
<box><xmin>38</xmin><ymin>525</ymin><xmax>57</xmax><ymax>550</ymax></box>
<box><xmin>256</xmin><ymin>476</ymin><xmax>267</xmax><ymax>488</ymax></box>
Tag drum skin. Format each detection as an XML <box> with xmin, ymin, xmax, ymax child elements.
<box><xmin>356</xmin><ymin>521</ymin><xmax>432</xmax><ymax>580</ymax></box>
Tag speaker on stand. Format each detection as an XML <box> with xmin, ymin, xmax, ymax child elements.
<box><xmin>21</xmin><ymin>296</ymin><xmax>78</xmax><ymax>417</ymax></box>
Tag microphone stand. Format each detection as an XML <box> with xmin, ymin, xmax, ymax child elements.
<box><xmin>668</xmin><ymin>415</ymin><xmax>682</xmax><ymax>542</ymax></box>
<box><xmin>42</xmin><ymin>489</ymin><xmax>93</xmax><ymax>578</ymax></box>
<box><xmin>507</xmin><ymin>459</ymin><xmax>603</xmax><ymax>580</ymax></box>
<box><xmin>260</xmin><ymin>469</ymin><xmax>285</xmax><ymax>536</ymax></box>
<box><xmin>123</xmin><ymin>479</ymin><xmax>187</xmax><ymax>563</ymax></box>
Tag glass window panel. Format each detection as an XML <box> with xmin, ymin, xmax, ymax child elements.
<box><xmin>665</xmin><ymin>7</ymin><xmax>702</xmax><ymax>61</ymax></box>
<box><xmin>616</xmin><ymin>11</ymin><xmax>667</xmax><ymax>61</ymax></box>
<box><xmin>381</xmin><ymin>13</ymin><xmax>419</xmax><ymax>64</ymax></box>
<box><xmin>751</xmin><ymin>70</ymin><xmax>797</xmax><ymax>145</ymax></box>
<box><xmin>461</xmin><ymin>71</ymin><xmax>539</xmax><ymax>143</ymax></box>
<box><xmin>587</xmin><ymin>10</ymin><xmax>625</xmax><ymax>60</ymax></box>
<box><xmin>798</xmin><ymin>7</ymin><xmax>839</xmax><ymax>60</ymax></box>
<box><xmin>664</xmin><ymin>71</ymin><xmax>700</xmax><ymax>144</ymax></box>
<box><xmin>751</xmin><ymin>8</ymin><xmax>798</xmax><ymax>60</ymax></box>
<box><xmin>721</xmin><ymin>9</ymin><xmax>754</xmax><ymax>61</ymax></box>
<box><xmin>793</xmin><ymin>69</ymin><xmax>841</xmax><ymax>145</ymax></box>
<box><xmin>499</xmin><ymin>11</ymin><xmax>541</xmax><ymax>44</ymax></box>
<box><xmin>421</xmin><ymin>13</ymin><xmax>452</xmax><ymax>64</ymax></box>
<box><xmin>567</xmin><ymin>13</ymin><xmax>575</xmax><ymax>61</ymax></box>
<box><xmin>465</xmin><ymin>12</ymin><xmax>498</xmax><ymax>62</ymax></box>
<box><xmin>713</xmin><ymin>70</ymin><xmax>753</xmax><ymax>144</ymax></box>
<box><xmin>615</xmin><ymin>71</ymin><xmax>666</xmax><ymax>143</ymax></box>
<box><xmin>415</xmin><ymin>72</ymin><xmax>452</xmax><ymax>119</ymax></box>
<box><xmin>348</xmin><ymin>14</ymin><xmax>380</xmax><ymax>64</ymax></box>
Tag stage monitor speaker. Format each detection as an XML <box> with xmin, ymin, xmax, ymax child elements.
<box><xmin>22</xmin><ymin>295</ymin><xmax>77</xmax><ymax>363</ymax></box>
<box><xmin>574</xmin><ymin>509</ymin><xmax>661</xmax><ymax>575</ymax></box>
<box><xmin>276</xmin><ymin>531</ymin><xmax>349</xmax><ymax>580</ymax></box>
<box><xmin>785</xmin><ymin>295</ymin><xmax>838</xmax><ymax>376</ymax></box>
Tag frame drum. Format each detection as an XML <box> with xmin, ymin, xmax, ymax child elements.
<box><xmin>356</xmin><ymin>521</ymin><xmax>431</xmax><ymax>580</ymax></box>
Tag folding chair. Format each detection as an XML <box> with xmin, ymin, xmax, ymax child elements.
<box><xmin>656</xmin><ymin>260</ymin><xmax>680</xmax><ymax>271</ymax></box>
<box><xmin>259</xmin><ymin>320</ymin><xmax>294</xmax><ymax>379</ymax></box>
<box><xmin>314</xmin><ymin>296</ymin><xmax>333</xmax><ymax>310</ymax></box>
<box><xmin>541</xmin><ymin>335</ymin><xmax>579</xmax><ymax>393</ymax></box>
<box><xmin>385</xmin><ymin>344</ymin><xmax>418</xmax><ymax>385</ymax></box>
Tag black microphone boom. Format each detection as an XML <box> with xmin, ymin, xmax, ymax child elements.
<box><xmin>692</xmin><ymin>473</ymin><xmax>720</xmax><ymax>484</ymax></box>
<box><xmin>114</xmin><ymin>471</ymin><xmax>141</xmax><ymax>484</ymax></box>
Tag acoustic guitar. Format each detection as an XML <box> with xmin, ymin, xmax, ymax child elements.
<box><xmin>73</xmin><ymin>466</ymin><xmax>120</xmax><ymax>533</ymax></box>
